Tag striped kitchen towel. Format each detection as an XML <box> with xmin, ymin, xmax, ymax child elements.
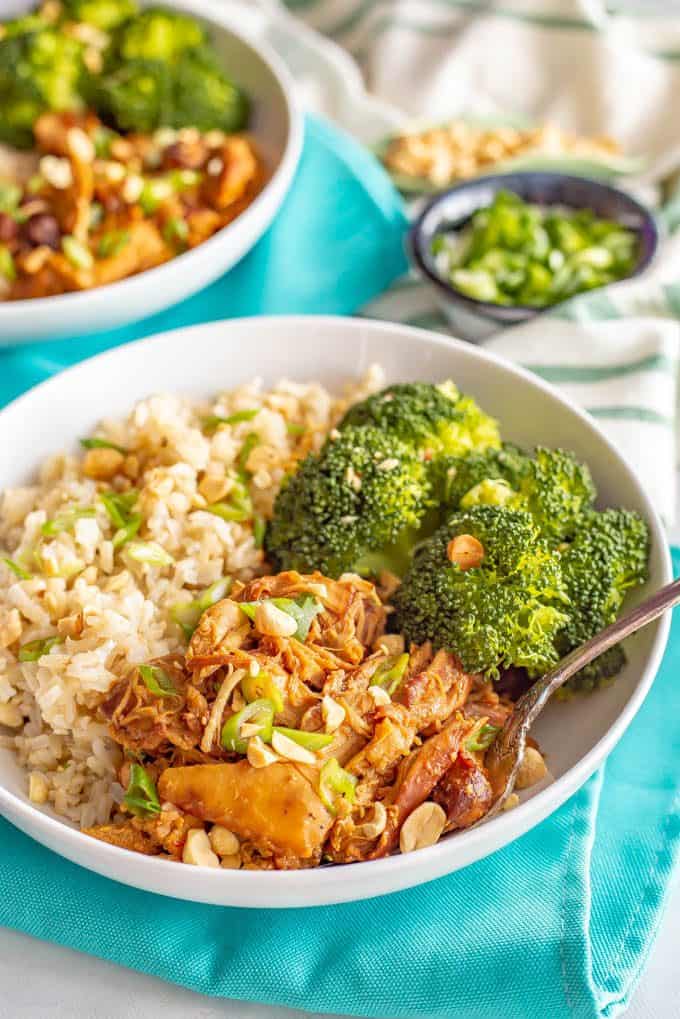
<box><xmin>271</xmin><ymin>0</ymin><xmax>680</xmax><ymax>521</ymax></box>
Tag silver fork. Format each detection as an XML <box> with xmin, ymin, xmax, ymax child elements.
<box><xmin>482</xmin><ymin>575</ymin><xmax>680</xmax><ymax>815</ymax></box>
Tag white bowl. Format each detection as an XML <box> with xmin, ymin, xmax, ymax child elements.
<box><xmin>0</xmin><ymin>316</ymin><xmax>671</xmax><ymax>907</ymax></box>
<box><xmin>0</xmin><ymin>0</ymin><xmax>302</xmax><ymax>346</ymax></box>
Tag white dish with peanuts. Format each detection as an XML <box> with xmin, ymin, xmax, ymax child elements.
<box><xmin>0</xmin><ymin>316</ymin><xmax>670</xmax><ymax>907</ymax></box>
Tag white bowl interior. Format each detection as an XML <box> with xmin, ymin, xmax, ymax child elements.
<box><xmin>0</xmin><ymin>317</ymin><xmax>670</xmax><ymax>906</ymax></box>
<box><xmin>0</xmin><ymin>1</ymin><xmax>301</xmax><ymax>344</ymax></box>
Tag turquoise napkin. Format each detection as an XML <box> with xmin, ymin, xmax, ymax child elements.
<box><xmin>0</xmin><ymin>113</ymin><xmax>678</xmax><ymax>1019</ymax></box>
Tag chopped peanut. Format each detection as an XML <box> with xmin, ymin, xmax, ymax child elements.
<box><xmin>82</xmin><ymin>447</ymin><xmax>125</xmax><ymax>480</ymax></box>
<box><xmin>247</xmin><ymin>735</ymin><xmax>279</xmax><ymax>769</ymax></box>
<box><xmin>447</xmin><ymin>534</ymin><xmax>484</xmax><ymax>570</ymax></box>
<box><xmin>182</xmin><ymin>828</ymin><xmax>220</xmax><ymax>867</ymax></box>
<box><xmin>254</xmin><ymin>601</ymin><xmax>297</xmax><ymax>638</ymax></box>
<box><xmin>356</xmin><ymin>802</ymin><xmax>387</xmax><ymax>840</ymax></box>
<box><xmin>399</xmin><ymin>801</ymin><xmax>447</xmax><ymax>854</ymax></box>
<box><xmin>209</xmin><ymin>824</ymin><xmax>240</xmax><ymax>857</ymax></box>
<box><xmin>28</xmin><ymin>772</ymin><xmax>49</xmax><ymax>804</ymax></box>
<box><xmin>271</xmin><ymin>729</ymin><xmax>316</xmax><ymax>764</ymax></box>
<box><xmin>321</xmin><ymin>695</ymin><xmax>345</xmax><ymax>733</ymax></box>
<box><xmin>515</xmin><ymin>747</ymin><xmax>548</xmax><ymax>790</ymax></box>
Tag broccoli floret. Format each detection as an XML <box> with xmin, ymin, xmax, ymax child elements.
<box><xmin>265</xmin><ymin>426</ymin><xmax>432</xmax><ymax>579</ymax></box>
<box><xmin>0</xmin><ymin>28</ymin><xmax>84</xmax><ymax>148</ymax></box>
<box><xmin>339</xmin><ymin>382</ymin><xmax>500</xmax><ymax>459</ymax></box>
<box><xmin>557</xmin><ymin>644</ymin><xmax>627</xmax><ymax>699</ymax></box>
<box><xmin>62</xmin><ymin>0</ymin><xmax>138</xmax><ymax>30</ymax></box>
<box><xmin>432</xmin><ymin>444</ymin><xmax>595</xmax><ymax>542</ymax></box>
<box><xmin>557</xmin><ymin>508</ymin><xmax>650</xmax><ymax>691</ymax></box>
<box><xmin>393</xmin><ymin>506</ymin><xmax>569</xmax><ymax>679</ymax></box>
<box><xmin>117</xmin><ymin>6</ymin><xmax>206</xmax><ymax>62</ymax></box>
<box><xmin>515</xmin><ymin>447</ymin><xmax>596</xmax><ymax>543</ymax></box>
<box><xmin>430</xmin><ymin>443</ymin><xmax>529</xmax><ymax>508</ymax></box>
<box><xmin>92</xmin><ymin>57</ymin><xmax>172</xmax><ymax>133</ymax></box>
<box><xmin>168</xmin><ymin>49</ymin><xmax>249</xmax><ymax>132</ymax></box>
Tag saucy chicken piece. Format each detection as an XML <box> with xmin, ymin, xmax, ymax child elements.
<box><xmin>431</xmin><ymin>754</ymin><xmax>494</xmax><ymax>831</ymax></box>
<box><xmin>85</xmin><ymin>805</ymin><xmax>202</xmax><ymax>858</ymax></box>
<box><xmin>158</xmin><ymin>760</ymin><xmax>333</xmax><ymax>861</ymax></box>
<box><xmin>370</xmin><ymin>714</ymin><xmax>476</xmax><ymax>858</ymax></box>
<box><xmin>187</xmin><ymin>598</ymin><xmax>252</xmax><ymax>666</ymax></box>
<box><xmin>396</xmin><ymin>648</ymin><xmax>474</xmax><ymax>731</ymax></box>
<box><xmin>201</xmin><ymin>137</ymin><xmax>258</xmax><ymax>210</ymax></box>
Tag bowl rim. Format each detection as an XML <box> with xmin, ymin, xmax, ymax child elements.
<box><xmin>0</xmin><ymin>314</ymin><xmax>671</xmax><ymax>908</ymax></box>
<box><xmin>0</xmin><ymin>0</ymin><xmax>303</xmax><ymax>318</ymax></box>
<box><xmin>408</xmin><ymin>171</ymin><xmax>660</xmax><ymax>322</ymax></box>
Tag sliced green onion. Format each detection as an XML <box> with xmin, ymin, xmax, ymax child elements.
<box><xmin>272</xmin><ymin>726</ymin><xmax>333</xmax><ymax>751</ymax></box>
<box><xmin>26</xmin><ymin>174</ymin><xmax>44</xmax><ymax>195</ymax></box>
<box><xmin>139</xmin><ymin>664</ymin><xmax>177</xmax><ymax>698</ymax></box>
<box><xmin>241</xmin><ymin>670</ymin><xmax>284</xmax><ymax>714</ymax></box>
<box><xmin>0</xmin><ymin>183</ymin><xmax>21</xmax><ymax>215</ymax></box>
<box><xmin>62</xmin><ymin>235</ymin><xmax>94</xmax><ymax>271</ymax></box>
<box><xmin>18</xmin><ymin>635</ymin><xmax>62</xmax><ymax>662</ymax></box>
<box><xmin>371</xmin><ymin>653</ymin><xmax>410</xmax><ymax>695</ymax></box>
<box><xmin>238</xmin><ymin>433</ymin><xmax>259</xmax><ymax>477</ymax></box>
<box><xmin>113</xmin><ymin>514</ymin><xmax>142</xmax><ymax>549</ymax></box>
<box><xmin>239</xmin><ymin>595</ymin><xmax>323</xmax><ymax>643</ymax></box>
<box><xmin>162</xmin><ymin>216</ymin><xmax>188</xmax><ymax>247</ymax></box>
<box><xmin>99</xmin><ymin>489</ymin><xmax>138</xmax><ymax>529</ymax></box>
<box><xmin>89</xmin><ymin>202</ymin><xmax>105</xmax><ymax>230</ymax></box>
<box><xmin>465</xmin><ymin>723</ymin><xmax>501</xmax><ymax>753</ymax></box>
<box><xmin>41</xmin><ymin>506</ymin><xmax>96</xmax><ymax>538</ymax></box>
<box><xmin>169</xmin><ymin>169</ymin><xmax>201</xmax><ymax>191</ymax></box>
<box><xmin>2</xmin><ymin>557</ymin><xmax>30</xmax><ymax>580</ymax></box>
<box><xmin>97</xmin><ymin>230</ymin><xmax>130</xmax><ymax>259</ymax></box>
<box><xmin>206</xmin><ymin>501</ymin><xmax>252</xmax><ymax>523</ymax></box>
<box><xmin>93</xmin><ymin>125</ymin><xmax>116</xmax><ymax>159</ymax></box>
<box><xmin>125</xmin><ymin>541</ymin><xmax>174</xmax><ymax>567</ymax></box>
<box><xmin>253</xmin><ymin>515</ymin><xmax>266</xmax><ymax>549</ymax></box>
<box><xmin>171</xmin><ymin>577</ymin><xmax>232</xmax><ymax>639</ymax></box>
<box><xmin>202</xmin><ymin>408</ymin><xmax>260</xmax><ymax>433</ymax></box>
<box><xmin>319</xmin><ymin>758</ymin><xmax>357</xmax><ymax>814</ymax></box>
<box><xmin>221</xmin><ymin>698</ymin><xmax>275</xmax><ymax>754</ymax></box>
<box><xmin>286</xmin><ymin>422</ymin><xmax>306</xmax><ymax>437</ymax></box>
<box><xmin>82</xmin><ymin>437</ymin><xmax>127</xmax><ymax>455</ymax></box>
<box><xmin>123</xmin><ymin>763</ymin><xmax>161</xmax><ymax>816</ymax></box>
<box><xmin>0</xmin><ymin>246</ymin><xmax>16</xmax><ymax>282</ymax></box>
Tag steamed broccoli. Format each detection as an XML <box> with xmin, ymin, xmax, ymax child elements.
<box><xmin>0</xmin><ymin>28</ymin><xmax>84</xmax><ymax>148</ymax></box>
<box><xmin>339</xmin><ymin>382</ymin><xmax>501</xmax><ymax>459</ymax></box>
<box><xmin>557</xmin><ymin>508</ymin><xmax>650</xmax><ymax>691</ymax></box>
<box><xmin>265</xmin><ymin>426</ymin><xmax>432</xmax><ymax>578</ymax></box>
<box><xmin>431</xmin><ymin>444</ymin><xmax>595</xmax><ymax>541</ymax></box>
<box><xmin>393</xmin><ymin>506</ymin><xmax>569</xmax><ymax>679</ymax></box>
<box><xmin>62</xmin><ymin>0</ymin><xmax>139</xmax><ymax>31</ymax></box>
<box><xmin>167</xmin><ymin>49</ymin><xmax>249</xmax><ymax>132</ymax></box>
<box><xmin>91</xmin><ymin>58</ymin><xmax>172</xmax><ymax>132</ymax></box>
<box><xmin>117</xmin><ymin>6</ymin><xmax>206</xmax><ymax>62</ymax></box>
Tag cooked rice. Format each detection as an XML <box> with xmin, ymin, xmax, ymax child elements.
<box><xmin>0</xmin><ymin>366</ymin><xmax>384</xmax><ymax>829</ymax></box>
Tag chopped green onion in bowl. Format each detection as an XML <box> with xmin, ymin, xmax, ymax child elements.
<box><xmin>123</xmin><ymin>763</ymin><xmax>161</xmax><ymax>817</ymax></box>
<box><xmin>18</xmin><ymin>635</ymin><xmax>62</xmax><ymax>662</ymax></box>
<box><xmin>81</xmin><ymin>437</ymin><xmax>127</xmax><ymax>454</ymax></box>
<box><xmin>431</xmin><ymin>189</ymin><xmax>639</xmax><ymax>309</ymax></box>
<box><xmin>124</xmin><ymin>541</ymin><xmax>174</xmax><ymax>568</ymax></box>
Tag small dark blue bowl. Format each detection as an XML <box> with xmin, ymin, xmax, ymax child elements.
<box><xmin>408</xmin><ymin>172</ymin><xmax>659</xmax><ymax>342</ymax></box>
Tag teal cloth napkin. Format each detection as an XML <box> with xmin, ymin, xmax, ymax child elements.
<box><xmin>0</xmin><ymin>113</ymin><xmax>679</xmax><ymax>1019</ymax></box>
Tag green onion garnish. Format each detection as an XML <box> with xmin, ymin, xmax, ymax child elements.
<box><xmin>238</xmin><ymin>433</ymin><xmax>259</xmax><ymax>477</ymax></box>
<box><xmin>162</xmin><ymin>216</ymin><xmax>188</xmax><ymax>248</ymax></box>
<box><xmin>2</xmin><ymin>557</ymin><xmax>30</xmax><ymax>580</ymax></box>
<box><xmin>0</xmin><ymin>183</ymin><xmax>21</xmax><ymax>215</ymax></box>
<box><xmin>125</xmin><ymin>541</ymin><xmax>174</xmax><ymax>567</ymax></box>
<box><xmin>272</xmin><ymin>726</ymin><xmax>333</xmax><ymax>751</ymax></box>
<box><xmin>286</xmin><ymin>422</ymin><xmax>306</xmax><ymax>437</ymax></box>
<box><xmin>18</xmin><ymin>635</ymin><xmax>62</xmax><ymax>662</ymax></box>
<box><xmin>0</xmin><ymin>246</ymin><xmax>16</xmax><ymax>282</ymax></box>
<box><xmin>465</xmin><ymin>723</ymin><xmax>501</xmax><ymax>753</ymax></box>
<box><xmin>221</xmin><ymin>698</ymin><xmax>275</xmax><ymax>754</ymax></box>
<box><xmin>97</xmin><ymin>230</ymin><xmax>130</xmax><ymax>259</ymax></box>
<box><xmin>205</xmin><ymin>502</ymin><xmax>252</xmax><ymax>523</ymax></box>
<box><xmin>202</xmin><ymin>408</ymin><xmax>260</xmax><ymax>433</ymax></box>
<box><xmin>240</xmin><ymin>670</ymin><xmax>284</xmax><ymax>714</ymax></box>
<box><xmin>253</xmin><ymin>515</ymin><xmax>266</xmax><ymax>549</ymax></box>
<box><xmin>318</xmin><ymin>758</ymin><xmax>357</xmax><ymax>814</ymax></box>
<box><xmin>41</xmin><ymin>507</ymin><xmax>96</xmax><ymax>537</ymax></box>
<box><xmin>99</xmin><ymin>489</ymin><xmax>138</xmax><ymax>529</ymax></box>
<box><xmin>62</xmin><ymin>235</ymin><xmax>94</xmax><ymax>271</ymax></box>
<box><xmin>371</xmin><ymin>653</ymin><xmax>410</xmax><ymax>695</ymax></box>
<box><xmin>112</xmin><ymin>515</ymin><xmax>142</xmax><ymax>549</ymax></box>
<box><xmin>81</xmin><ymin>437</ymin><xmax>127</xmax><ymax>454</ymax></box>
<box><xmin>170</xmin><ymin>577</ymin><xmax>232</xmax><ymax>639</ymax></box>
<box><xmin>123</xmin><ymin>763</ymin><xmax>161</xmax><ymax>816</ymax></box>
<box><xmin>139</xmin><ymin>664</ymin><xmax>177</xmax><ymax>698</ymax></box>
<box><xmin>239</xmin><ymin>595</ymin><xmax>323</xmax><ymax>643</ymax></box>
